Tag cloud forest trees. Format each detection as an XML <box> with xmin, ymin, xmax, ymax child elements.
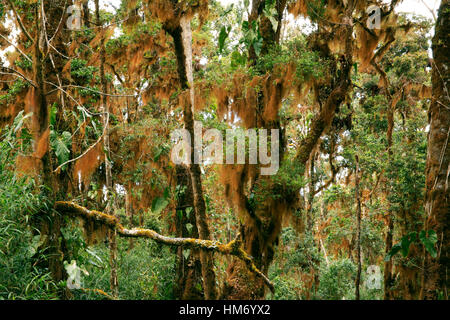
<box><xmin>0</xmin><ymin>0</ymin><xmax>446</xmax><ymax>300</ymax></box>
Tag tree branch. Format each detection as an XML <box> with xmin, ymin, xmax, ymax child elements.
<box><xmin>0</xmin><ymin>66</ymin><xmax>37</xmax><ymax>88</ymax></box>
<box><xmin>47</xmin><ymin>84</ymin><xmax>135</xmax><ymax>98</ymax></box>
<box><xmin>6</xmin><ymin>0</ymin><xmax>35</xmax><ymax>44</ymax></box>
<box><xmin>54</xmin><ymin>201</ymin><xmax>275</xmax><ymax>293</ymax></box>
<box><xmin>0</xmin><ymin>34</ymin><xmax>32</xmax><ymax>63</ymax></box>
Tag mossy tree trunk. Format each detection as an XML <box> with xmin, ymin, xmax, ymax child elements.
<box><xmin>421</xmin><ymin>0</ymin><xmax>450</xmax><ymax>300</ymax></box>
<box><xmin>164</xmin><ymin>14</ymin><xmax>218</xmax><ymax>299</ymax></box>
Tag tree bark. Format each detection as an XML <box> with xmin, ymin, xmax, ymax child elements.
<box><xmin>165</xmin><ymin>18</ymin><xmax>218</xmax><ymax>300</ymax></box>
<box><xmin>421</xmin><ymin>0</ymin><xmax>450</xmax><ymax>300</ymax></box>
<box><xmin>174</xmin><ymin>165</ymin><xmax>203</xmax><ymax>300</ymax></box>
<box><xmin>384</xmin><ymin>100</ymin><xmax>395</xmax><ymax>300</ymax></box>
<box><xmin>94</xmin><ymin>0</ymin><xmax>118</xmax><ymax>299</ymax></box>
<box><xmin>355</xmin><ymin>155</ymin><xmax>362</xmax><ymax>300</ymax></box>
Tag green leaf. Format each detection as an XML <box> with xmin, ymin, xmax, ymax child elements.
<box><xmin>163</xmin><ymin>187</ymin><xmax>170</xmax><ymax>200</ymax></box>
<box><xmin>385</xmin><ymin>243</ymin><xmax>401</xmax><ymax>261</ymax></box>
<box><xmin>400</xmin><ymin>238</ymin><xmax>409</xmax><ymax>257</ymax></box>
<box><xmin>151</xmin><ymin>196</ymin><xmax>169</xmax><ymax>215</ymax></box>
<box><xmin>267</xmin><ymin>15</ymin><xmax>279</xmax><ymax>32</ymax></box>
<box><xmin>231</xmin><ymin>50</ymin><xmax>246</xmax><ymax>69</ymax></box>
<box><xmin>242</xmin><ymin>20</ymin><xmax>249</xmax><ymax>32</ymax></box>
<box><xmin>419</xmin><ymin>230</ymin><xmax>438</xmax><ymax>258</ymax></box>
<box><xmin>263</xmin><ymin>1</ymin><xmax>278</xmax><ymax>32</ymax></box>
<box><xmin>50</xmin><ymin>130</ymin><xmax>72</xmax><ymax>167</ymax></box>
<box><xmin>185</xmin><ymin>207</ymin><xmax>193</xmax><ymax>219</ymax></box>
<box><xmin>218</xmin><ymin>26</ymin><xmax>231</xmax><ymax>54</ymax></box>
<box><xmin>400</xmin><ymin>232</ymin><xmax>417</xmax><ymax>257</ymax></box>
<box><xmin>176</xmin><ymin>210</ymin><xmax>183</xmax><ymax>221</ymax></box>
<box><xmin>182</xmin><ymin>249</ymin><xmax>190</xmax><ymax>260</ymax></box>
<box><xmin>153</xmin><ymin>147</ymin><xmax>163</xmax><ymax>162</ymax></box>
<box><xmin>50</xmin><ymin>104</ymin><xmax>58</xmax><ymax>126</ymax></box>
<box><xmin>27</xmin><ymin>235</ymin><xmax>43</xmax><ymax>258</ymax></box>
<box><xmin>222</xmin><ymin>4</ymin><xmax>234</xmax><ymax>16</ymax></box>
<box><xmin>86</xmin><ymin>248</ymin><xmax>103</xmax><ymax>265</ymax></box>
<box><xmin>353</xmin><ymin>63</ymin><xmax>358</xmax><ymax>74</ymax></box>
<box><xmin>12</xmin><ymin>111</ymin><xmax>32</xmax><ymax>134</ymax></box>
<box><xmin>253</xmin><ymin>36</ymin><xmax>263</xmax><ymax>56</ymax></box>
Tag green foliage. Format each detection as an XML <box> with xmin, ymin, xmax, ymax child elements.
<box><xmin>268</xmin><ymin>275</ymin><xmax>303</xmax><ymax>300</ymax></box>
<box><xmin>14</xmin><ymin>56</ymin><xmax>32</xmax><ymax>70</ymax></box>
<box><xmin>267</xmin><ymin>229</ymin><xmax>319</xmax><ymax>300</ymax></box>
<box><xmin>73</xmin><ymin>238</ymin><xmax>176</xmax><ymax>300</ymax></box>
<box><xmin>419</xmin><ymin>230</ymin><xmax>438</xmax><ymax>258</ymax></box>
<box><xmin>0</xmin><ymin>114</ymin><xmax>57</xmax><ymax>299</ymax></box>
<box><xmin>317</xmin><ymin>259</ymin><xmax>356</xmax><ymax>300</ymax></box>
<box><xmin>241</xmin><ymin>20</ymin><xmax>263</xmax><ymax>56</ymax></box>
<box><xmin>70</xmin><ymin>59</ymin><xmax>97</xmax><ymax>85</ymax></box>
<box><xmin>50</xmin><ymin>130</ymin><xmax>72</xmax><ymax>168</ymax></box>
<box><xmin>218</xmin><ymin>26</ymin><xmax>231</xmax><ymax>54</ymax></box>
<box><xmin>0</xmin><ymin>79</ymin><xmax>28</xmax><ymax>103</ymax></box>
<box><xmin>386</xmin><ymin>230</ymin><xmax>438</xmax><ymax>261</ymax></box>
<box><xmin>263</xmin><ymin>0</ymin><xmax>279</xmax><ymax>32</ymax></box>
<box><xmin>305</xmin><ymin>0</ymin><xmax>326</xmax><ymax>23</ymax></box>
<box><xmin>269</xmin><ymin>158</ymin><xmax>306</xmax><ymax>200</ymax></box>
<box><xmin>257</xmin><ymin>39</ymin><xmax>325</xmax><ymax>82</ymax></box>
<box><xmin>151</xmin><ymin>187</ymin><xmax>170</xmax><ymax>215</ymax></box>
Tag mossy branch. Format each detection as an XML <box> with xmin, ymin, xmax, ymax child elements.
<box><xmin>54</xmin><ymin>201</ymin><xmax>275</xmax><ymax>293</ymax></box>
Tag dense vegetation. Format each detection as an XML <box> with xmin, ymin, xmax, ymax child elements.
<box><xmin>0</xmin><ymin>0</ymin><xmax>448</xmax><ymax>300</ymax></box>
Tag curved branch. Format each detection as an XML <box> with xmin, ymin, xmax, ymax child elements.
<box><xmin>54</xmin><ymin>201</ymin><xmax>275</xmax><ymax>293</ymax></box>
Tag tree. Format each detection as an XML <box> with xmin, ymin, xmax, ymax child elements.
<box><xmin>421</xmin><ymin>0</ymin><xmax>449</xmax><ymax>300</ymax></box>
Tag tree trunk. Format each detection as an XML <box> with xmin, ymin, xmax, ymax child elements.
<box><xmin>95</xmin><ymin>0</ymin><xmax>118</xmax><ymax>298</ymax></box>
<box><xmin>23</xmin><ymin>0</ymin><xmax>74</xmax><ymax>299</ymax></box>
<box><xmin>165</xmin><ymin>18</ymin><xmax>218</xmax><ymax>300</ymax></box>
<box><xmin>384</xmin><ymin>101</ymin><xmax>395</xmax><ymax>300</ymax></box>
<box><xmin>174</xmin><ymin>165</ymin><xmax>204</xmax><ymax>300</ymax></box>
<box><xmin>307</xmin><ymin>153</ymin><xmax>315</xmax><ymax>233</ymax></box>
<box><xmin>421</xmin><ymin>0</ymin><xmax>450</xmax><ymax>300</ymax></box>
<box><xmin>355</xmin><ymin>155</ymin><xmax>362</xmax><ymax>300</ymax></box>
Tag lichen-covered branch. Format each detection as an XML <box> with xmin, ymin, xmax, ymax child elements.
<box><xmin>54</xmin><ymin>201</ymin><xmax>275</xmax><ymax>293</ymax></box>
